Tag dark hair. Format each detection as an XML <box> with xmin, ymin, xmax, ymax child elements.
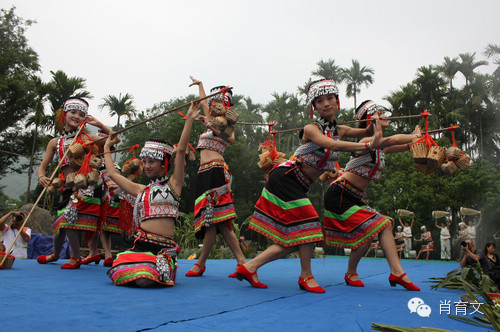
<box><xmin>483</xmin><ymin>241</ymin><xmax>496</xmax><ymax>254</ymax></box>
<box><xmin>356</xmin><ymin>100</ymin><xmax>372</xmax><ymax>129</ymax></box>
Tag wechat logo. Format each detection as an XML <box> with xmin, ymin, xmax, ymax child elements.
<box><xmin>408</xmin><ymin>297</ymin><xmax>431</xmax><ymax>317</ymax></box>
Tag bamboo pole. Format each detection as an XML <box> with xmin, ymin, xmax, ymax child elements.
<box><xmin>0</xmin><ymin>124</ymin><xmax>86</xmax><ymax>268</ymax></box>
<box><xmin>338</xmin><ymin>114</ymin><xmax>425</xmax><ymax>126</ymax></box>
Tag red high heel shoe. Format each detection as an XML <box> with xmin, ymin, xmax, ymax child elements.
<box><xmin>185</xmin><ymin>263</ymin><xmax>206</xmax><ymax>277</ymax></box>
<box><xmin>298</xmin><ymin>276</ymin><xmax>325</xmax><ymax>293</ymax></box>
<box><xmin>61</xmin><ymin>257</ymin><xmax>82</xmax><ymax>269</ymax></box>
<box><xmin>236</xmin><ymin>265</ymin><xmax>268</xmax><ymax>288</ymax></box>
<box><xmin>344</xmin><ymin>273</ymin><xmax>365</xmax><ymax>287</ymax></box>
<box><xmin>389</xmin><ymin>273</ymin><xmax>420</xmax><ymax>291</ymax></box>
<box><xmin>228</xmin><ymin>264</ymin><xmax>242</xmax><ymax>278</ymax></box>
<box><xmin>37</xmin><ymin>254</ymin><xmax>58</xmax><ymax>264</ymax></box>
<box><xmin>81</xmin><ymin>254</ymin><xmax>101</xmax><ymax>265</ymax></box>
<box><xmin>103</xmin><ymin>257</ymin><xmax>114</xmax><ymax>267</ymax></box>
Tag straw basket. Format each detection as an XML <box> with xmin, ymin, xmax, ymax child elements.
<box><xmin>398</xmin><ymin>209</ymin><xmax>414</xmax><ymax>217</ymax></box>
<box><xmin>210</xmin><ymin>102</ymin><xmax>227</xmax><ymax>116</ymax></box>
<box><xmin>68</xmin><ymin>143</ymin><xmax>85</xmax><ymax>159</ymax></box>
<box><xmin>440</xmin><ymin>161</ymin><xmax>458</xmax><ymax>174</ymax></box>
<box><xmin>427</xmin><ymin>146</ymin><xmax>446</xmax><ymax>169</ymax></box>
<box><xmin>89</xmin><ymin>156</ymin><xmax>102</xmax><ymax>168</ymax></box>
<box><xmin>0</xmin><ymin>252</ymin><xmax>15</xmax><ymax>269</ymax></box>
<box><xmin>65</xmin><ymin>172</ymin><xmax>76</xmax><ymax>187</ymax></box>
<box><xmin>210</xmin><ymin>117</ymin><xmax>228</xmax><ymax>131</ymax></box>
<box><xmin>258</xmin><ymin>143</ymin><xmax>274</xmax><ymax>154</ymax></box>
<box><xmin>223</xmin><ymin>124</ymin><xmax>234</xmax><ymax>137</ymax></box>
<box><xmin>257</xmin><ymin>154</ymin><xmax>275</xmax><ymax>173</ymax></box>
<box><xmin>52</xmin><ymin>177</ymin><xmax>63</xmax><ymax>189</ymax></box>
<box><xmin>83</xmin><ymin>141</ymin><xmax>98</xmax><ymax>155</ymax></box>
<box><xmin>432</xmin><ymin>210</ymin><xmax>450</xmax><ymax>219</ymax></box>
<box><xmin>87</xmin><ymin>170</ymin><xmax>100</xmax><ymax>185</ymax></box>
<box><xmin>274</xmin><ymin>152</ymin><xmax>287</xmax><ymax>165</ymax></box>
<box><xmin>47</xmin><ymin>185</ymin><xmax>57</xmax><ymax>195</ymax></box>
<box><xmin>460</xmin><ymin>207</ymin><xmax>481</xmax><ymax>216</ymax></box>
<box><xmin>413</xmin><ymin>162</ymin><xmax>436</xmax><ymax>175</ymax></box>
<box><xmin>411</xmin><ymin>141</ymin><xmax>428</xmax><ymax>164</ymax></box>
<box><xmin>225</xmin><ymin>109</ymin><xmax>239</xmax><ymax>125</ymax></box>
<box><xmin>446</xmin><ymin>147</ymin><xmax>462</xmax><ymax>160</ymax></box>
<box><xmin>70</xmin><ymin>157</ymin><xmax>84</xmax><ymax>169</ymax></box>
<box><xmin>456</xmin><ymin>154</ymin><xmax>471</xmax><ymax>170</ymax></box>
<box><xmin>129</xmin><ymin>158</ymin><xmax>141</xmax><ymax>170</ymax></box>
<box><xmin>74</xmin><ymin>173</ymin><xmax>87</xmax><ymax>189</ymax></box>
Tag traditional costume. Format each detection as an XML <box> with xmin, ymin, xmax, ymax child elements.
<box><xmin>323</xmin><ymin>100</ymin><xmax>392</xmax><ymax>250</ymax></box>
<box><xmin>439</xmin><ymin>226</ymin><xmax>451</xmax><ymax>260</ymax></box>
<box><xmin>107</xmin><ymin>141</ymin><xmax>179</xmax><ymax>286</ymax></box>
<box><xmin>420</xmin><ymin>229</ymin><xmax>434</xmax><ymax>252</ymax></box>
<box><xmin>248</xmin><ymin>80</ymin><xmax>341</xmax><ymax>247</ymax></box>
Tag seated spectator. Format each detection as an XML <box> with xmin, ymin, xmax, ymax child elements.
<box><xmin>480</xmin><ymin>241</ymin><xmax>500</xmax><ymax>287</ymax></box>
<box><xmin>0</xmin><ymin>211</ymin><xmax>32</xmax><ymax>259</ymax></box>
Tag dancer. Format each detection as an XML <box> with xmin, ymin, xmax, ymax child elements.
<box><xmin>185</xmin><ymin>77</ymin><xmax>247</xmax><ymax>278</ymax></box>
<box><xmin>323</xmin><ymin>100</ymin><xmax>421</xmax><ymax>291</ymax></box>
<box><xmin>400</xmin><ymin>214</ymin><xmax>414</xmax><ymax>259</ymax></box>
<box><xmin>237</xmin><ymin>80</ymin><xmax>383</xmax><ymax>293</ymax></box>
<box><xmin>463</xmin><ymin>212</ymin><xmax>482</xmax><ymax>247</ymax></box>
<box><xmin>104</xmin><ymin>100</ymin><xmax>199</xmax><ymax>287</ymax></box>
<box><xmin>364</xmin><ymin>237</ymin><xmax>380</xmax><ymax>258</ymax></box>
<box><xmin>435</xmin><ymin>218</ymin><xmax>451</xmax><ymax>260</ymax></box>
<box><xmin>37</xmin><ymin>97</ymin><xmax>112</xmax><ymax>269</ymax></box>
<box><xmin>415</xmin><ymin>225</ymin><xmax>433</xmax><ymax>261</ymax></box>
<box><xmin>456</xmin><ymin>221</ymin><xmax>469</xmax><ymax>262</ymax></box>
<box><xmin>394</xmin><ymin>226</ymin><xmax>405</xmax><ymax>259</ymax></box>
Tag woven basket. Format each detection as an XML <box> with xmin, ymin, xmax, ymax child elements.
<box><xmin>83</xmin><ymin>141</ymin><xmax>98</xmax><ymax>155</ymax></box>
<box><xmin>65</xmin><ymin>172</ymin><xmax>75</xmax><ymax>187</ymax></box>
<box><xmin>68</xmin><ymin>143</ymin><xmax>84</xmax><ymax>159</ymax></box>
<box><xmin>225</xmin><ymin>109</ymin><xmax>239</xmax><ymax>125</ymax></box>
<box><xmin>121</xmin><ymin>163</ymin><xmax>133</xmax><ymax>175</ymax></box>
<box><xmin>398</xmin><ymin>209</ymin><xmax>414</xmax><ymax>217</ymax></box>
<box><xmin>432</xmin><ymin>210</ymin><xmax>450</xmax><ymax>219</ymax></box>
<box><xmin>129</xmin><ymin>158</ymin><xmax>141</xmax><ymax>170</ymax></box>
<box><xmin>52</xmin><ymin>177</ymin><xmax>62</xmax><ymax>188</ymax></box>
<box><xmin>446</xmin><ymin>147</ymin><xmax>462</xmax><ymax>160</ymax></box>
<box><xmin>0</xmin><ymin>252</ymin><xmax>15</xmax><ymax>269</ymax></box>
<box><xmin>87</xmin><ymin>170</ymin><xmax>100</xmax><ymax>185</ymax></box>
<box><xmin>440</xmin><ymin>161</ymin><xmax>458</xmax><ymax>174</ymax></box>
<box><xmin>411</xmin><ymin>141</ymin><xmax>428</xmax><ymax>159</ymax></box>
<box><xmin>70</xmin><ymin>157</ymin><xmax>84</xmax><ymax>169</ymax></box>
<box><xmin>258</xmin><ymin>143</ymin><xmax>274</xmax><ymax>154</ymax></box>
<box><xmin>460</xmin><ymin>207</ymin><xmax>481</xmax><ymax>216</ymax></box>
<box><xmin>257</xmin><ymin>155</ymin><xmax>274</xmax><ymax>173</ymax></box>
<box><xmin>456</xmin><ymin>154</ymin><xmax>471</xmax><ymax>170</ymax></box>
<box><xmin>223</xmin><ymin>124</ymin><xmax>234</xmax><ymax>137</ymax></box>
<box><xmin>89</xmin><ymin>156</ymin><xmax>102</xmax><ymax>168</ymax></box>
<box><xmin>427</xmin><ymin>146</ymin><xmax>446</xmax><ymax>168</ymax></box>
<box><xmin>47</xmin><ymin>185</ymin><xmax>57</xmax><ymax>195</ymax></box>
<box><xmin>210</xmin><ymin>102</ymin><xmax>227</xmax><ymax>116</ymax></box>
<box><xmin>413</xmin><ymin>162</ymin><xmax>436</xmax><ymax>175</ymax></box>
<box><xmin>210</xmin><ymin>116</ymin><xmax>228</xmax><ymax>131</ymax></box>
<box><xmin>74</xmin><ymin>173</ymin><xmax>87</xmax><ymax>189</ymax></box>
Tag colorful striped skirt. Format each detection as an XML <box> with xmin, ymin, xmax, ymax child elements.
<box><xmin>194</xmin><ymin>160</ymin><xmax>236</xmax><ymax>239</ymax></box>
<box><xmin>100</xmin><ymin>198</ymin><xmax>122</xmax><ymax>234</ymax></box>
<box><xmin>323</xmin><ymin>179</ymin><xmax>391</xmax><ymax>249</ymax></box>
<box><xmin>53</xmin><ymin>187</ymin><xmax>102</xmax><ymax>235</ymax></box>
<box><xmin>248</xmin><ymin>164</ymin><xmax>324</xmax><ymax>247</ymax></box>
<box><xmin>421</xmin><ymin>242</ymin><xmax>434</xmax><ymax>251</ymax></box>
<box><xmin>395</xmin><ymin>242</ymin><xmax>406</xmax><ymax>251</ymax></box>
<box><xmin>107</xmin><ymin>229</ymin><xmax>178</xmax><ymax>287</ymax></box>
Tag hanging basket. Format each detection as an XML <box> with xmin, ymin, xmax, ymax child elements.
<box><xmin>222</xmin><ymin>124</ymin><xmax>234</xmax><ymax>137</ymax></box>
<box><xmin>427</xmin><ymin>146</ymin><xmax>446</xmax><ymax>169</ymax></box>
<box><xmin>52</xmin><ymin>177</ymin><xmax>63</xmax><ymax>189</ymax></box>
<box><xmin>225</xmin><ymin>109</ymin><xmax>239</xmax><ymax>125</ymax></box>
<box><xmin>65</xmin><ymin>172</ymin><xmax>76</xmax><ymax>187</ymax></box>
<box><xmin>411</xmin><ymin>141</ymin><xmax>428</xmax><ymax>164</ymax></box>
<box><xmin>210</xmin><ymin>116</ymin><xmax>228</xmax><ymax>131</ymax></box>
<box><xmin>67</xmin><ymin>143</ymin><xmax>85</xmax><ymax>159</ymax></box>
<box><xmin>0</xmin><ymin>253</ymin><xmax>15</xmax><ymax>269</ymax></box>
<box><xmin>87</xmin><ymin>170</ymin><xmax>100</xmax><ymax>185</ymax></box>
<box><xmin>89</xmin><ymin>156</ymin><xmax>102</xmax><ymax>168</ymax></box>
<box><xmin>74</xmin><ymin>173</ymin><xmax>87</xmax><ymax>189</ymax></box>
<box><xmin>414</xmin><ymin>162</ymin><xmax>436</xmax><ymax>175</ymax></box>
<box><xmin>446</xmin><ymin>146</ymin><xmax>462</xmax><ymax>160</ymax></box>
<box><xmin>70</xmin><ymin>157</ymin><xmax>84</xmax><ymax>169</ymax></box>
<box><xmin>210</xmin><ymin>101</ymin><xmax>227</xmax><ymax>116</ymax></box>
<box><xmin>47</xmin><ymin>185</ymin><xmax>57</xmax><ymax>195</ymax></box>
<box><xmin>129</xmin><ymin>158</ymin><xmax>142</xmax><ymax>171</ymax></box>
<box><xmin>432</xmin><ymin>210</ymin><xmax>450</xmax><ymax>219</ymax></box>
<box><xmin>456</xmin><ymin>154</ymin><xmax>471</xmax><ymax>170</ymax></box>
<box><xmin>440</xmin><ymin>161</ymin><xmax>458</xmax><ymax>174</ymax></box>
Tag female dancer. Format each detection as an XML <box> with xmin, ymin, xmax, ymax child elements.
<box><xmin>456</xmin><ymin>221</ymin><xmax>469</xmax><ymax>262</ymax></box>
<box><xmin>435</xmin><ymin>218</ymin><xmax>451</xmax><ymax>260</ymax></box>
<box><xmin>323</xmin><ymin>100</ymin><xmax>421</xmax><ymax>291</ymax></box>
<box><xmin>394</xmin><ymin>226</ymin><xmax>405</xmax><ymax>259</ymax></box>
<box><xmin>37</xmin><ymin>97</ymin><xmax>112</xmax><ymax>269</ymax></box>
<box><xmin>185</xmin><ymin>77</ymin><xmax>247</xmax><ymax>278</ymax></box>
<box><xmin>463</xmin><ymin>212</ymin><xmax>482</xmax><ymax>247</ymax></box>
<box><xmin>415</xmin><ymin>225</ymin><xmax>433</xmax><ymax>261</ymax></box>
<box><xmin>104</xmin><ymin>101</ymin><xmax>199</xmax><ymax>287</ymax></box>
<box><xmin>236</xmin><ymin>79</ymin><xmax>383</xmax><ymax>293</ymax></box>
<box><xmin>400</xmin><ymin>214</ymin><xmax>414</xmax><ymax>259</ymax></box>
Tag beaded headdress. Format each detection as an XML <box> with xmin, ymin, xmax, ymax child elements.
<box><xmin>306</xmin><ymin>79</ymin><xmax>339</xmax><ymax>118</ymax></box>
<box><xmin>207</xmin><ymin>85</ymin><xmax>233</xmax><ymax>107</ymax></box>
<box><xmin>139</xmin><ymin>140</ymin><xmax>174</xmax><ymax>161</ymax></box>
<box><xmin>63</xmin><ymin>98</ymin><xmax>89</xmax><ymax>115</ymax></box>
<box><xmin>354</xmin><ymin>100</ymin><xmax>391</xmax><ymax>121</ymax></box>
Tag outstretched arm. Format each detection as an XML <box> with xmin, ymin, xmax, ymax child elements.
<box><xmin>189</xmin><ymin>76</ymin><xmax>209</xmax><ymax>116</ymax></box>
<box><xmin>103</xmin><ymin>134</ymin><xmax>144</xmax><ymax>197</ymax></box>
<box><xmin>0</xmin><ymin>211</ymin><xmax>14</xmax><ymax>229</ymax></box>
<box><xmin>170</xmin><ymin>101</ymin><xmax>200</xmax><ymax>195</ymax></box>
<box><xmin>475</xmin><ymin>212</ymin><xmax>482</xmax><ymax>228</ymax></box>
<box><xmin>410</xmin><ymin>214</ymin><xmax>415</xmax><ymax>228</ymax></box>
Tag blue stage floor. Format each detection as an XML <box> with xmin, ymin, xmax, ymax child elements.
<box><xmin>0</xmin><ymin>257</ymin><xmax>490</xmax><ymax>331</ymax></box>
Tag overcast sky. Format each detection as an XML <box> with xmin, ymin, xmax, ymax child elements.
<box><xmin>4</xmin><ymin>0</ymin><xmax>500</xmax><ymax>127</ymax></box>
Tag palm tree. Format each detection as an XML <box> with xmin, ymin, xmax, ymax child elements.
<box><xmin>458</xmin><ymin>53</ymin><xmax>488</xmax><ymax>88</ymax></box>
<box><xmin>437</xmin><ymin>56</ymin><xmax>460</xmax><ymax>95</ymax></box>
<box><xmin>311</xmin><ymin>58</ymin><xmax>344</xmax><ymax>82</ymax></box>
<box><xmin>99</xmin><ymin>93</ymin><xmax>136</xmax><ymax>130</ymax></box>
<box><xmin>342</xmin><ymin>59</ymin><xmax>375</xmax><ymax>109</ymax></box>
<box><xmin>46</xmin><ymin>70</ymin><xmax>92</xmax><ymax>113</ymax></box>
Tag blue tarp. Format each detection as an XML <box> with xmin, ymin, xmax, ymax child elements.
<box><xmin>27</xmin><ymin>233</ymin><xmax>71</xmax><ymax>259</ymax></box>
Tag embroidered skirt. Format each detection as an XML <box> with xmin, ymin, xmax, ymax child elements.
<box><xmin>248</xmin><ymin>164</ymin><xmax>324</xmax><ymax>247</ymax></box>
<box><xmin>323</xmin><ymin>179</ymin><xmax>391</xmax><ymax>249</ymax></box>
<box><xmin>100</xmin><ymin>198</ymin><xmax>122</xmax><ymax>234</ymax></box>
<box><xmin>107</xmin><ymin>229</ymin><xmax>178</xmax><ymax>286</ymax></box>
<box><xmin>421</xmin><ymin>242</ymin><xmax>434</xmax><ymax>251</ymax></box>
<box><xmin>194</xmin><ymin>160</ymin><xmax>236</xmax><ymax>239</ymax></box>
<box><xmin>53</xmin><ymin>186</ymin><xmax>102</xmax><ymax>235</ymax></box>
